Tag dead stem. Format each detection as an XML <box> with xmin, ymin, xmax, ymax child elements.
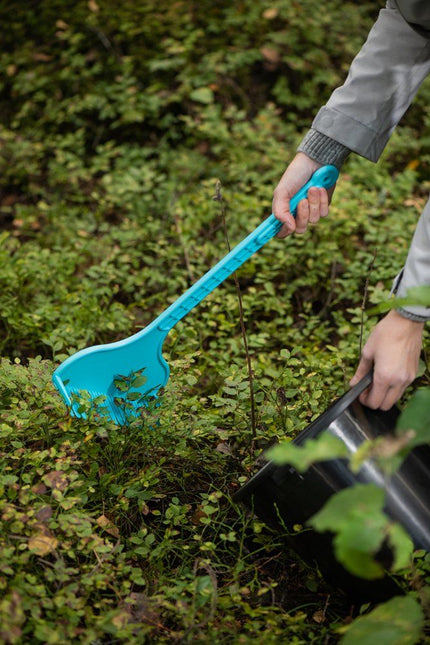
<box><xmin>213</xmin><ymin>181</ymin><xmax>257</xmax><ymax>444</ymax></box>
<box><xmin>359</xmin><ymin>249</ymin><xmax>378</xmax><ymax>356</ymax></box>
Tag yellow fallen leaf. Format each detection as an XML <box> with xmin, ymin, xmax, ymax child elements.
<box><xmin>88</xmin><ymin>0</ymin><xmax>100</xmax><ymax>12</ymax></box>
<box><xmin>28</xmin><ymin>532</ymin><xmax>58</xmax><ymax>556</ymax></box>
<box><xmin>263</xmin><ymin>8</ymin><xmax>279</xmax><ymax>19</ymax></box>
<box><xmin>406</xmin><ymin>159</ymin><xmax>419</xmax><ymax>171</ymax></box>
<box><xmin>111</xmin><ymin>612</ymin><xmax>129</xmax><ymax>628</ymax></box>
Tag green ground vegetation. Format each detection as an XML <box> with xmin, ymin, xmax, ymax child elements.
<box><xmin>1</xmin><ymin>0</ymin><xmax>430</xmax><ymax>642</ymax></box>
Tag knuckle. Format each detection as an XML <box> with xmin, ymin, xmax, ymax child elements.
<box><xmin>401</xmin><ymin>370</ymin><xmax>415</xmax><ymax>386</ymax></box>
<box><xmin>361</xmin><ymin>348</ymin><xmax>373</xmax><ymax>363</ymax></box>
<box><xmin>373</xmin><ymin>368</ymin><xmax>391</xmax><ymax>386</ymax></box>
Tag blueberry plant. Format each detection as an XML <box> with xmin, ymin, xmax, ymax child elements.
<box><xmin>1</xmin><ymin>0</ymin><xmax>430</xmax><ymax>642</ymax></box>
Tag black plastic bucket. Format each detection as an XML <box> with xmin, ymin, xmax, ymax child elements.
<box><xmin>234</xmin><ymin>373</ymin><xmax>430</xmax><ymax>601</ymax></box>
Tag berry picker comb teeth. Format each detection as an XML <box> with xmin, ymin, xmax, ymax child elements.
<box><xmin>52</xmin><ymin>165</ymin><xmax>339</xmax><ymax>424</ymax></box>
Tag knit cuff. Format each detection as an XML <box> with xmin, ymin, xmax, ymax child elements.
<box><xmin>297</xmin><ymin>129</ymin><xmax>351</xmax><ymax>170</ymax></box>
<box><xmin>395</xmin><ymin>307</ymin><xmax>429</xmax><ymax>322</ymax></box>
<box><xmin>391</xmin><ymin>270</ymin><xmax>430</xmax><ymax>321</ymax></box>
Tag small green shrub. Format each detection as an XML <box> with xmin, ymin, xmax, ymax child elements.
<box><xmin>1</xmin><ymin>0</ymin><xmax>430</xmax><ymax>642</ymax></box>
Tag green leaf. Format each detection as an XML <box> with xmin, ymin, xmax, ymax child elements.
<box><xmin>131</xmin><ymin>374</ymin><xmax>147</xmax><ymax>389</ymax></box>
<box><xmin>340</xmin><ymin>596</ymin><xmax>424</xmax><ymax>645</ymax></box>
<box><xmin>1</xmin><ymin>474</ymin><xmax>18</xmax><ymax>485</ymax></box>
<box><xmin>369</xmin><ymin>286</ymin><xmax>430</xmax><ymax>315</ymax></box>
<box><xmin>309</xmin><ymin>485</ymin><xmax>390</xmax><ymax>579</ymax></box>
<box><xmin>396</xmin><ymin>388</ymin><xmax>430</xmax><ymax>448</ymax></box>
<box><xmin>113</xmin><ymin>377</ymin><xmax>129</xmax><ymax>392</ymax></box>
<box><xmin>332</xmin><ymin>542</ymin><xmax>385</xmax><ymax>579</ymax></box>
<box><xmin>267</xmin><ymin>434</ymin><xmax>349</xmax><ymax>472</ymax></box>
<box><xmin>351</xmin><ymin>388</ymin><xmax>430</xmax><ymax>477</ymax></box>
<box><xmin>309</xmin><ymin>483</ymin><xmax>384</xmax><ymax>531</ymax></box>
<box><xmin>189</xmin><ymin>87</ymin><xmax>214</xmax><ymax>104</ymax></box>
<box><xmin>126</xmin><ymin>391</ymin><xmax>141</xmax><ymax>401</ymax></box>
<box><xmin>386</xmin><ymin>523</ymin><xmax>413</xmax><ymax>571</ymax></box>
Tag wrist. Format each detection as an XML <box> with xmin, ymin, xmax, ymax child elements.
<box><xmin>389</xmin><ymin>308</ymin><xmax>425</xmax><ymax>330</ymax></box>
<box><xmin>292</xmin><ymin>151</ymin><xmax>323</xmax><ymax>173</ymax></box>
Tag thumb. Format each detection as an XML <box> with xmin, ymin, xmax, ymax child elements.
<box><xmin>350</xmin><ymin>354</ymin><xmax>374</xmax><ymax>387</ymax></box>
<box><xmin>275</xmin><ymin>209</ymin><xmax>297</xmax><ymax>238</ymax></box>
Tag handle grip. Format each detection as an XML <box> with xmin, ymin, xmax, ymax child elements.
<box><xmin>154</xmin><ymin>165</ymin><xmax>339</xmax><ymax>334</ymax></box>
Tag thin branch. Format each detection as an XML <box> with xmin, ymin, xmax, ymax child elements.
<box><xmin>213</xmin><ymin>181</ymin><xmax>257</xmax><ymax>443</ymax></box>
<box><xmin>320</xmin><ymin>258</ymin><xmax>339</xmax><ymax>319</ymax></box>
<box><xmin>359</xmin><ymin>249</ymin><xmax>378</xmax><ymax>356</ymax></box>
<box><xmin>171</xmin><ymin>189</ymin><xmax>195</xmax><ymax>284</ymax></box>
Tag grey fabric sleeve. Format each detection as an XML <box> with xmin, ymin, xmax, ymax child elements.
<box><xmin>296</xmin><ymin>1</ymin><xmax>430</xmax><ymax>321</ymax></box>
<box><xmin>297</xmin><ymin>129</ymin><xmax>350</xmax><ymax>169</ymax></box>
<box><xmin>394</xmin><ymin>0</ymin><xmax>430</xmax><ymax>38</ymax></box>
<box><xmin>310</xmin><ymin>0</ymin><xmax>430</xmax><ymax>163</ymax></box>
<box><xmin>393</xmin><ymin>198</ymin><xmax>430</xmax><ymax>321</ymax></box>
<box><xmin>295</xmin><ymin>1</ymin><xmax>430</xmax><ymax>319</ymax></box>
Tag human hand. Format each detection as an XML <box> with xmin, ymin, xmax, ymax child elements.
<box><xmin>350</xmin><ymin>310</ymin><xmax>424</xmax><ymax>410</ymax></box>
<box><xmin>272</xmin><ymin>152</ymin><xmax>335</xmax><ymax>238</ymax></box>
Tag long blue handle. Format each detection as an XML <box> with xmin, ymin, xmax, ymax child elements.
<box><xmin>153</xmin><ymin>165</ymin><xmax>339</xmax><ymax>334</ymax></box>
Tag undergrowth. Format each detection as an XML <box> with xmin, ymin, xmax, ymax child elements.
<box><xmin>1</xmin><ymin>0</ymin><xmax>430</xmax><ymax>642</ymax></box>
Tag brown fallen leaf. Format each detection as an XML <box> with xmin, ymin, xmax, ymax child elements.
<box><xmin>260</xmin><ymin>47</ymin><xmax>281</xmax><ymax>64</ymax></box>
<box><xmin>35</xmin><ymin>505</ymin><xmax>53</xmax><ymax>523</ymax></box>
<box><xmin>313</xmin><ymin>610</ymin><xmax>325</xmax><ymax>624</ymax></box>
<box><xmin>43</xmin><ymin>471</ymin><xmax>69</xmax><ymax>491</ymax></box>
<box><xmin>215</xmin><ymin>442</ymin><xmax>233</xmax><ymax>456</ymax></box>
<box><xmin>96</xmin><ymin>514</ymin><xmax>120</xmax><ymax>538</ymax></box>
<box><xmin>55</xmin><ymin>19</ymin><xmax>69</xmax><ymax>29</ymax></box>
<box><xmin>33</xmin><ymin>53</ymin><xmax>53</xmax><ymax>62</ymax></box>
<box><xmin>31</xmin><ymin>483</ymin><xmax>48</xmax><ymax>495</ymax></box>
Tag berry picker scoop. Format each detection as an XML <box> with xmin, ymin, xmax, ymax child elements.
<box><xmin>52</xmin><ymin>165</ymin><xmax>339</xmax><ymax>424</ymax></box>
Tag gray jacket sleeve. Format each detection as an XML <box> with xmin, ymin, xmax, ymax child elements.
<box><xmin>392</xmin><ymin>200</ymin><xmax>430</xmax><ymax>320</ymax></box>
<box><xmin>299</xmin><ymin>0</ymin><xmax>430</xmax><ymax>320</ymax></box>
<box><xmin>310</xmin><ymin>0</ymin><xmax>430</xmax><ymax>162</ymax></box>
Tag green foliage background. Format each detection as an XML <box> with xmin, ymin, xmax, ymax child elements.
<box><xmin>1</xmin><ymin>0</ymin><xmax>430</xmax><ymax>642</ymax></box>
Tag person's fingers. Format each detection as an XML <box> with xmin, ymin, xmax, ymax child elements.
<box><xmin>356</xmin><ymin>365</ymin><xmax>414</xmax><ymax>411</ymax></box>
<box><xmin>308</xmin><ymin>186</ymin><xmax>321</xmax><ymax>224</ymax></box>
<box><xmin>272</xmin><ymin>187</ymin><xmax>296</xmax><ymax>238</ymax></box>
<box><xmin>276</xmin><ymin>190</ymin><xmax>327</xmax><ymax>236</ymax></box>
<box><xmin>359</xmin><ymin>369</ymin><xmax>391</xmax><ymax>409</ymax></box>
<box><xmin>272</xmin><ymin>153</ymin><xmax>335</xmax><ymax>237</ymax></box>
<box><xmin>378</xmin><ymin>385</ymin><xmax>404</xmax><ymax>411</ymax></box>
<box><xmin>294</xmin><ymin>187</ymin><xmax>330</xmax><ymax>233</ymax></box>
<box><xmin>294</xmin><ymin>199</ymin><xmax>310</xmax><ymax>234</ymax></box>
<box><xmin>350</xmin><ymin>311</ymin><xmax>423</xmax><ymax>411</ymax></box>
<box><xmin>360</xmin><ymin>371</ymin><xmax>407</xmax><ymax>411</ymax></box>
<box><xmin>350</xmin><ymin>353</ymin><xmax>373</xmax><ymax>388</ymax></box>
<box><xmin>320</xmin><ymin>187</ymin><xmax>329</xmax><ymax>217</ymax></box>
<box><xmin>276</xmin><ymin>212</ymin><xmax>297</xmax><ymax>238</ymax></box>
<box><xmin>365</xmin><ymin>365</ymin><xmax>416</xmax><ymax>411</ymax></box>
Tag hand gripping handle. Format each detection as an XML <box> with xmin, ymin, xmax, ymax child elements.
<box><xmin>155</xmin><ymin>165</ymin><xmax>339</xmax><ymax>333</ymax></box>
